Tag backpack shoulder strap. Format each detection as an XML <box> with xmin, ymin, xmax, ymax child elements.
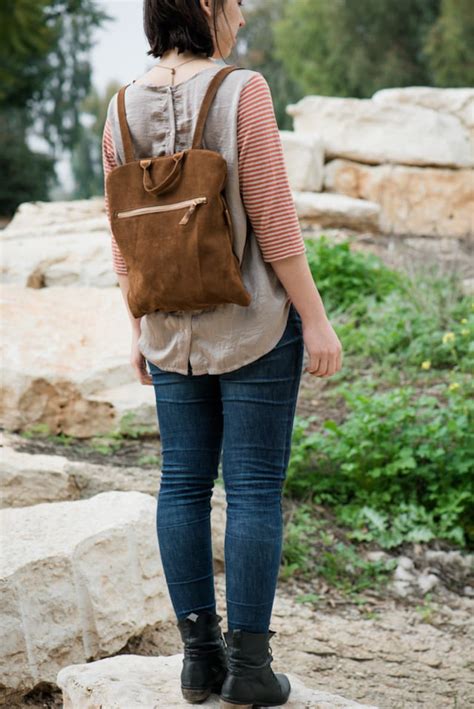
<box><xmin>191</xmin><ymin>65</ymin><xmax>244</xmax><ymax>150</ymax></box>
<box><xmin>117</xmin><ymin>84</ymin><xmax>134</xmax><ymax>163</ymax></box>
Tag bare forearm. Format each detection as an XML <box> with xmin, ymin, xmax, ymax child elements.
<box><xmin>116</xmin><ymin>273</ymin><xmax>142</xmax><ymax>335</ymax></box>
<box><xmin>269</xmin><ymin>253</ymin><xmax>328</xmax><ymax>325</ymax></box>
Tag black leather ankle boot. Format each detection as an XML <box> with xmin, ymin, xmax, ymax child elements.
<box><xmin>219</xmin><ymin>628</ymin><xmax>291</xmax><ymax>708</ymax></box>
<box><xmin>177</xmin><ymin>610</ymin><xmax>228</xmax><ymax>703</ymax></box>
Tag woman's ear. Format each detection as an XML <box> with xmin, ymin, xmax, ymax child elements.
<box><xmin>199</xmin><ymin>0</ymin><xmax>213</xmax><ymax>20</ymax></box>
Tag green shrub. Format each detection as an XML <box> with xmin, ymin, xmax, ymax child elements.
<box><xmin>338</xmin><ymin>272</ymin><xmax>473</xmax><ymax>373</ymax></box>
<box><xmin>285</xmin><ymin>381</ymin><xmax>474</xmax><ymax>548</ymax></box>
<box><xmin>305</xmin><ymin>235</ymin><xmax>404</xmax><ymax>315</ymax></box>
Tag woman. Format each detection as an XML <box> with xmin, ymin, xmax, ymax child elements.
<box><xmin>102</xmin><ymin>1</ymin><xmax>342</xmax><ymax>706</ymax></box>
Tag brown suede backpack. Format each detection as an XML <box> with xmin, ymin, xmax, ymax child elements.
<box><xmin>105</xmin><ymin>64</ymin><xmax>252</xmax><ymax>318</ymax></box>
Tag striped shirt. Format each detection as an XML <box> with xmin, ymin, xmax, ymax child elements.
<box><xmin>102</xmin><ymin>72</ymin><xmax>306</xmax><ymax>274</ymax></box>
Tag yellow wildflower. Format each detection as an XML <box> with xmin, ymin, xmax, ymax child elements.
<box><xmin>461</xmin><ymin>328</ymin><xmax>469</xmax><ymax>336</ymax></box>
<box><xmin>442</xmin><ymin>332</ymin><xmax>455</xmax><ymax>344</ymax></box>
<box><xmin>449</xmin><ymin>382</ymin><xmax>460</xmax><ymax>391</ymax></box>
<box><xmin>461</xmin><ymin>318</ymin><xmax>467</xmax><ymax>324</ymax></box>
<box><xmin>421</xmin><ymin>360</ymin><xmax>431</xmax><ymax>370</ymax></box>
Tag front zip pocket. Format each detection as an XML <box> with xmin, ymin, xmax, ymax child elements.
<box><xmin>116</xmin><ymin>196</ymin><xmax>207</xmax><ymax>225</ymax></box>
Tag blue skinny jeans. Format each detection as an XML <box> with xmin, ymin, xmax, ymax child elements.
<box><xmin>146</xmin><ymin>303</ymin><xmax>304</xmax><ymax>633</ymax></box>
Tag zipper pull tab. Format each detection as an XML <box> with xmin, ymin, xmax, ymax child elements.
<box><xmin>179</xmin><ymin>202</ymin><xmax>197</xmax><ymax>226</ymax></box>
<box><xmin>178</xmin><ymin>197</ymin><xmax>207</xmax><ymax>226</ymax></box>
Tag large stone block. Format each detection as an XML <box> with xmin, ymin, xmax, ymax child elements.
<box><xmin>0</xmin><ymin>445</ymin><xmax>79</xmax><ymax>508</ymax></box>
<box><xmin>1</xmin><ymin>197</ymin><xmax>117</xmax><ymax>288</ymax></box>
<box><xmin>324</xmin><ymin>159</ymin><xmax>474</xmax><ymax>238</ymax></box>
<box><xmin>0</xmin><ymin>285</ymin><xmax>156</xmax><ymax>437</ymax></box>
<box><xmin>280</xmin><ymin>130</ymin><xmax>325</xmax><ymax>192</ymax></box>
<box><xmin>293</xmin><ymin>191</ymin><xmax>381</xmax><ymax>232</ymax></box>
<box><xmin>57</xmin><ymin>653</ymin><xmax>380</xmax><ymax>708</ymax></box>
<box><xmin>287</xmin><ymin>95</ymin><xmax>472</xmax><ymax>168</ymax></box>
<box><xmin>0</xmin><ymin>491</ymin><xmax>173</xmax><ymax>698</ymax></box>
<box><xmin>371</xmin><ymin>87</ymin><xmax>474</xmax><ymax>131</ymax></box>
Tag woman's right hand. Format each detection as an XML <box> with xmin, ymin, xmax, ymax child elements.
<box><xmin>131</xmin><ymin>331</ymin><xmax>153</xmax><ymax>385</ymax></box>
<box><xmin>302</xmin><ymin>315</ymin><xmax>343</xmax><ymax>377</ymax></box>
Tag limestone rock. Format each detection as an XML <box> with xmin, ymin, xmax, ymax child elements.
<box><xmin>287</xmin><ymin>95</ymin><xmax>472</xmax><ymax>168</ymax></box>
<box><xmin>293</xmin><ymin>191</ymin><xmax>381</xmax><ymax>232</ymax></box>
<box><xmin>0</xmin><ymin>445</ymin><xmax>79</xmax><ymax>507</ymax></box>
<box><xmin>0</xmin><ymin>284</ymin><xmax>157</xmax><ymax>437</ymax></box>
<box><xmin>57</xmin><ymin>653</ymin><xmax>380</xmax><ymax>708</ymax></box>
<box><xmin>0</xmin><ymin>491</ymin><xmax>173</xmax><ymax>695</ymax></box>
<box><xmin>0</xmin><ymin>439</ymin><xmax>227</xmax><ymax>572</ymax></box>
<box><xmin>1</xmin><ymin>198</ymin><xmax>117</xmax><ymax>287</ymax></box>
<box><xmin>324</xmin><ymin>158</ymin><xmax>473</xmax><ymax>238</ymax></box>
<box><xmin>280</xmin><ymin>130</ymin><xmax>325</xmax><ymax>192</ymax></box>
<box><xmin>3</xmin><ymin>197</ymin><xmax>106</xmax><ymax>235</ymax></box>
<box><xmin>371</xmin><ymin>87</ymin><xmax>474</xmax><ymax>131</ymax></box>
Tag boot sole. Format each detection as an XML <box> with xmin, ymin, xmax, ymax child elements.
<box><xmin>182</xmin><ymin>681</ymin><xmax>226</xmax><ymax>703</ymax></box>
<box><xmin>220</xmin><ymin>696</ymin><xmax>288</xmax><ymax>708</ymax></box>
<box><xmin>182</xmin><ymin>687</ymin><xmax>213</xmax><ymax>703</ymax></box>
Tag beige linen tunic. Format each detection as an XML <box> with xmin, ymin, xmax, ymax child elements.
<box><xmin>106</xmin><ymin>64</ymin><xmax>304</xmax><ymax>375</ymax></box>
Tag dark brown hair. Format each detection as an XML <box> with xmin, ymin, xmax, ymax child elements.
<box><xmin>143</xmin><ymin>0</ymin><xmax>229</xmax><ymax>61</ymax></box>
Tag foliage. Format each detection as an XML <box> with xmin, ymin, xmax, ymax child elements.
<box><xmin>281</xmin><ymin>503</ymin><xmax>397</xmax><ymax>595</ymax></box>
<box><xmin>284</xmin><ymin>239</ymin><xmax>474</xmax><ymax>550</ymax></box>
<box><xmin>0</xmin><ymin>0</ymin><xmax>111</xmax><ymax>216</ymax></box>
<box><xmin>424</xmin><ymin>0</ymin><xmax>474</xmax><ymax>86</ymax></box>
<box><xmin>271</xmin><ymin>0</ymin><xmax>472</xmax><ymax>97</ymax></box>
<box><xmin>338</xmin><ymin>271</ymin><xmax>474</xmax><ymax>374</ymax></box>
<box><xmin>286</xmin><ymin>380</ymin><xmax>473</xmax><ymax>549</ymax></box>
<box><xmin>304</xmin><ymin>235</ymin><xmax>405</xmax><ymax>315</ymax></box>
<box><xmin>0</xmin><ymin>107</ymin><xmax>56</xmax><ymax>214</ymax></box>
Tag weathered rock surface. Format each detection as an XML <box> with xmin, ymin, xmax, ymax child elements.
<box><xmin>280</xmin><ymin>129</ymin><xmax>325</xmax><ymax>192</ymax></box>
<box><xmin>3</xmin><ymin>197</ymin><xmax>106</xmax><ymax>236</ymax></box>
<box><xmin>0</xmin><ymin>444</ymin><xmax>79</xmax><ymax>507</ymax></box>
<box><xmin>57</xmin><ymin>653</ymin><xmax>379</xmax><ymax>708</ymax></box>
<box><xmin>287</xmin><ymin>95</ymin><xmax>472</xmax><ymax>168</ymax></box>
<box><xmin>0</xmin><ymin>491</ymin><xmax>173</xmax><ymax>697</ymax></box>
<box><xmin>1</xmin><ymin>197</ymin><xmax>118</xmax><ymax>287</ymax></box>
<box><xmin>0</xmin><ymin>284</ymin><xmax>156</xmax><ymax>436</ymax></box>
<box><xmin>293</xmin><ymin>191</ymin><xmax>381</xmax><ymax>232</ymax></box>
<box><xmin>0</xmin><ymin>438</ymin><xmax>228</xmax><ymax>568</ymax></box>
<box><xmin>324</xmin><ymin>158</ymin><xmax>473</xmax><ymax>238</ymax></box>
<box><xmin>371</xmin><ymin>86</ymin><xmax>474</xmax><ymax>131</ymax></box>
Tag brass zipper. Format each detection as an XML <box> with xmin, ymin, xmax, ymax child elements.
<box><xmin>116</xmin><ymin>196</ymin><xmax>207</xmax><ymax>225</ymax></box>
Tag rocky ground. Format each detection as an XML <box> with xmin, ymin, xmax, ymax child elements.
<box><xmin>8</xmin><ymin>422</ymin><xmax>473</xmax><ymax>709</ymax></box>
<box><xmin>18</xmin><ymin>565</ymin><xmax>474</xmax><ymax>709</ymax></box>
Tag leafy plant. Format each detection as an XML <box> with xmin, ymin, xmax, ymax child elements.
<box><xmin>285</xmin><ymin>380</ymin><xmax>474</xmax><ymax>548</ymax></box>
<box><xmin>304</xmin><ymin>235</ymin><xmax>404</xmax><ymax>316</ymax></box>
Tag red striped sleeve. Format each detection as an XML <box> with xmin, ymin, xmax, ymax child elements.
<box><xmin>237</xmin><ymin>73</ymin><xmax>307</xmax><ymax>262</ymax></box>
<box><xmin>102</xmin><ymin>117</ymin><xmax>129</xmax><ymax>275</ymax></box>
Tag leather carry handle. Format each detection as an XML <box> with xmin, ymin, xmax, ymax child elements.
<box><xmin>140</xmin><ymin>152</ymin><xmax>186</xmax><ymax>194</ymax></box>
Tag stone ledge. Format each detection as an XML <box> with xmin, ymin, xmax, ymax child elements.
<box><xmin>57</xmin><ymin>653</ymin><xmax>380</xmax><ymax>709</ymax></box>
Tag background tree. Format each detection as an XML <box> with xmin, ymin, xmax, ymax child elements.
<box><xmin>272</xmin><ymin>0</ymin><xmax>445</xmax><ymax>98</ymax></box>
<box><xmin>423</xmin><ymin>0</ymin><xmax>474</xmax><ymax>86</ymax></box>
<box><xmin>0</xmin><ymin>0</ymin><xmax>110</xmax><ymax>217</ymax></box>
